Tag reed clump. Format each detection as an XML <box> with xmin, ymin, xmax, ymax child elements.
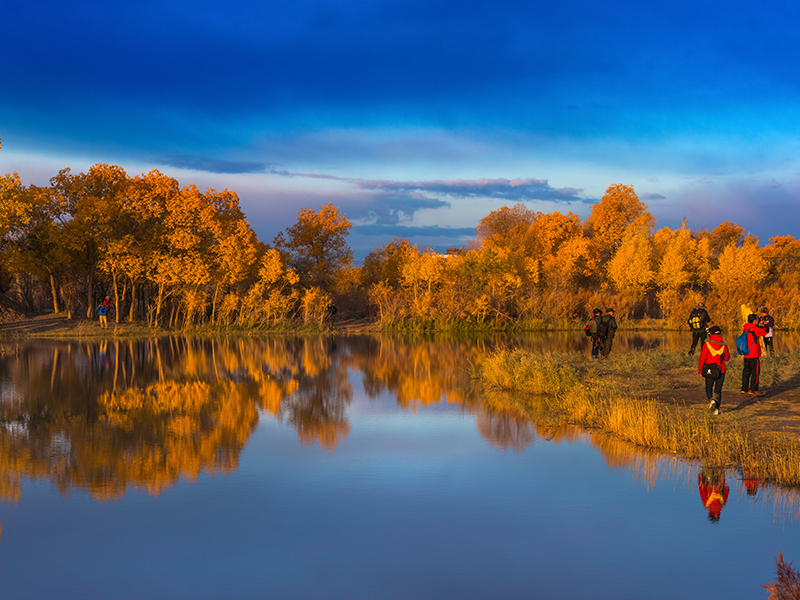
<box><xmin>481</xmin><ymin>350</ymin><xmax>584</xmax><ymax>394</ymax></box>
<box><xmin>481</xmin><ymin>348</ymin><xmax>800</xmax><ymax>487</ymax></box>
<box><xmin>764</xmin><ymin>552</ymin><xmax>800</xmax><ymax>599</ymax></box>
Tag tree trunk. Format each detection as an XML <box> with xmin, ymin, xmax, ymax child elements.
<box><xmin>128</xmin><ymin>279</ymin><xmax>136</xmax><ymax>323</ymax></box>
<box><xmin>49</xmin><ymin>271</ymin><xmax>59</xmax><ymax>314</ymax></box>
<box><xmin>86</xmin><ymin>271</ymin><xmax>94</xmax><ymax>318</ymax></box>
<box><xmin>113</xmin><ymin>270</ymin><xmax>120</xmax><ymax>324</ymax></box>
<box><xmin>211</xmin><ymin>284</ymin><xmax>219</xmax><ymax>325</ymax></box>
<box><xmin>120</xmin><ymin>280</ymin><xmax>128</xmax><ymax>321</ymax></box>
<box><xmin>155</xmin><ymin>283</ymin><xmax>165</xmax><ymax>327</ymax></box>
<box><xmin>60</xmin><ymin>285</ymin><xmax>73</xmax><ymax>319</ymax></box>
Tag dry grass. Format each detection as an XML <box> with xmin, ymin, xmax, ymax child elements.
<box><xmin>481</xmin><ymin>347</ymin><xmax>800</xmax><ymax>487</ymax></box>
<box><xmin>764</xmin><ymin>552</ymin><xmax>800</xmax><ymax>600</ymax></box>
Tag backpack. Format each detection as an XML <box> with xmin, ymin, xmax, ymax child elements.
<box><xmin>735</xmin><ymin>330</ymin><xmax>754</xmax><ymax>356</ymax></box>
<box><xmin>689</xmin><ymin>310</ymin><xmax>704</xmax><ymax>330</ymax></box>
<box><xmin>584</xmin><ymin>323</ymin><xmax>592</xmax><ymax>337</ymax></box>
<box><xmin>701</xmin><ymin>342</ymin><xmax>725</xmax><ymax>379</ymax></box>
<box><xmin>596</xmin><ymin>317</ymin><xmax>609</xmax><ymax>339</ymax></box>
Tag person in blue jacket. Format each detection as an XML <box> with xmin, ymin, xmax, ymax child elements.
<box><xmin>96</xmin><ymin>302</ymin><xmax>108</xmax><ymax>329</ymax></box>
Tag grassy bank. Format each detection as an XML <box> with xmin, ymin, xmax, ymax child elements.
<box><xmin>0</xmin><ymin>312</ymin><xmax>341</xmax><ymax>339</ymax></box>
<box><xmin>480</xmin><ymin>347</ymin><xmax>800</xmax><ymax>486</ymax></box>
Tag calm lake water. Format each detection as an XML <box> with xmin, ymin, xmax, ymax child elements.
<box><xmin>1</xmin><ymin>332</ymin><xmax>800</xmax><ymax>599</ymax></box>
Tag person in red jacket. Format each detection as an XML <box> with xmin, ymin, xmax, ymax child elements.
<box><xmin>741</xmin><ymin>314</ymin><xmax>767</xmax><ymax>395</ymax></box>
<box><xmin>698</xmin><ymin>467</ymin><xmax>729</xmax><ymax>523</ymax></box>
<box><xmin>698</xmin><ymin>325</ymin><xmax>730</xmax><ymax>415</ymax></box>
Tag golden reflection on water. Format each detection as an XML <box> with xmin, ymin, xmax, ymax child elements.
<box><xmin>479</xmin><ymin>388</ymin><xmax>800</xmax><ymax>522</ymax></box>
<box><xmin>2</xmin><ymin>334</ymin><xmax>800</xmax><ymax>519</ymax></box>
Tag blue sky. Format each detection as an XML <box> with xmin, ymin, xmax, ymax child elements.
<box><xmin>2</xmin><ymin>0</ymin><xmax>800</xmax><ymax>258</ymax></box>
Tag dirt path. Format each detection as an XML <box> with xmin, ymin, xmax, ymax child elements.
<box><xmin>0</xmin><ymin>314</ymin><xmax>157</xmax><ymax>338</ymax></box>
<box><xmin>648</xmin><ymin>369</ymin><xmax>800</xmax><ymax>439</ymax></box>
<box><xmin>0</xmin><ymin>314</ymin><xmax>80</xmax><ymax>334</ymax></box>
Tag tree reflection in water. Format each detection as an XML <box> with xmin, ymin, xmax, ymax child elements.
<box><xmin>2</xmin><ymin>335</ymin><xmax>800</xmax><ymax>520</ymax></box>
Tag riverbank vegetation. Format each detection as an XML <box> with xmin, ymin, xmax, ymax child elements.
<box><xmin>2</xmin><ymin>164</ymin><xmax>800</xmax><ymax>332</ymax></box>
<box><xmin>479</xmin><ymin>349</ymin><xmax>800</xmax><ymax>486</ymax></box>
<box><xmin>480</xmin><ymin>347</ymin><xmax>800</xmax><ymax>486</ymax></box>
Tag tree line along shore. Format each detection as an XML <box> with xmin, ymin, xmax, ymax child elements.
<box><xmin>1</xmin><ymin>163</ymin><xmax>799</xmax><ymax>332</ymax></box>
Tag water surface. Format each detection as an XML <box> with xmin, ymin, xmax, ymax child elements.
<box><xmin>1</xmin><ymin>333</ymin><xmax>798</xmax><ymax>599</ymax></box>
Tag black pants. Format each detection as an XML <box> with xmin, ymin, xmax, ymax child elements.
<box><xmin>764</xmin><ymin>337</ymin><xmax>774</xmax><ymax>354</ymax></box>
<box><xmin>705</xmin><ymin>372</ymin><xmax>725</xmax><ymax>407</ymax></box>
<box><xmin>689</xmin><ymin>330</ymin><xmax>707</xmax><ymax>354</ymax></box>
<box><xmin>742</xmin><ymin>357</ymin><xmax>760</xmax><ymax>392</ymax></box>
<box><xmin>591</xmin><ymin>336</ymin><xmax>602</xmax><ymax>358</ymax></box>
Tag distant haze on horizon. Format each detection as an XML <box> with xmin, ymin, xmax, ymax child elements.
<box><xmin>2</xmin><ymin>0</ymin><xmax>799</xmax><ymax>258</ymax></box>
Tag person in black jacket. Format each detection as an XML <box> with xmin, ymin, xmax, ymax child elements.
<box><xmin>600</xmin><ymin>308</ymin><xmax>618</xmax><ymax>357</ymax></box>
<box><xmin>687</xmin><ymin>302</ymin><xmax>711</xmax><ymax>356</ymax></box>
<box><xmin>587</xmin><ymin>308</ymin><xmax>603</xmax><ymax>359</ymax></box>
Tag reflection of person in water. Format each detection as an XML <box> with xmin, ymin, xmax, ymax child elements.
<box><xmin>698</xmin><ymin>468</ymin><xmax>729</xmax><ymax>523</ymax></box>
<box><xmin>742</xmin><ymin>471</ymin><xmax>763</xmax><ymax>497</ymax></box>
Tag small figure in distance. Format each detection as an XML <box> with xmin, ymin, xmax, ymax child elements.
<box><xmin>586</xmin><ymin>308</ymin><xmax>603</xmax><ymax>359</ymax></box>
<box><xmin>698</xmin><ymin>325</ymin><xmax>729</xmax><ymax>415</ymax></box>
<box><xmin>758</xmin><ymin>306</ymin><xmax>775</xmax><ymax>355</ymax></box>
<box><xmin>96</xmin><ymin>302</ymin><xmax>109</xmax><ymax>329</ymax></box>
<box><xmin>687</xmin><ymin>302</ymin><xmax>711</xmax><ymax>356</ymax></box>
<box><xmin>600</xmin><ymin>308</ymin><xmax>618</xmax><ymax>358</ymax></box>
<box><xmin>102</xmin><ymin>295</ymin><xmax>114</xmax><ymax>323</ymax></box>
<box><xmin>740</xmin><ymin>314</ymin><xmax>767</xmax><ymax>395</ymax></box>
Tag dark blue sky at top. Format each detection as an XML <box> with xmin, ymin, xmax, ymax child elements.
<box><xmin>2</xmin><ymin>0</ymin><xmax>800</xmax><ymax>256</ymax></box>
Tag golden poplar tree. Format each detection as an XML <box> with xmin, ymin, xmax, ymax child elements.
<box><xmin>586</xmin><ymin>184</ymin><xmax>655</xmax><ymax>263</ymax></box>
<box><xmin>607</xmin><ymin>231</ymin><xmax>655</xmax><ymax>302</ymax></box>
<box><xmin>273</xmin><ymin>202</ymin><xmax>353</xmax><ymax>290</ymax></box>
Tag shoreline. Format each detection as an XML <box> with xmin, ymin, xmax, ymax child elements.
<box><xmin>480</xmin><ymin>348</ymin><xmax>800</xmax><ymax>487</ymax></box>
<box><xmin>5</xmin><ymin>314</ymin><xmax>800</xmax><ymax>487</ymax></box>
<box><xmin>3</xmin><ymin>312</ymin><xmax>794</xmax><ymax>339</ymax></box>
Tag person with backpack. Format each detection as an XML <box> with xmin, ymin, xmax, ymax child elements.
<box><xmin>102</xmin><ymin>295</ymin><xmax>114</xmax><ymax>323</ymax></box>
<box><xmin>600</xmin><ymin>308</ymin><xmax>618</xmax><ymax>357</ymax></box>
<box><xmin>698</xmin><ymin>325</ymin><xmax>730</xmax><ymax>415</ymax></box>
<box><xmin>687</xmin><ymin>302</ymin><xmax>711</xmax><ymax>355</ymax></box>
<box><xmin>739</xmin><ymin>314</ymin><xmax>767</xmax><ymax>395</ymax></box>
<box><xmin>586</xmin><ymin>308</ymin><xmax>603</xmax><ymax>359</ymax></box>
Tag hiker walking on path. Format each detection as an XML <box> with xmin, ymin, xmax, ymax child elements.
<box><xmin>586</xmin><ymin>308</ymin><xmax>603</xmax><ymax>359</ymax></box>
<box><xmin>600</xmin><ymin>308</ymin><xmax>618</xmax><ymax>358</ymax></box>
<box><xmin>698</xmin><ymin>325</ymin><xmax>730</xmax><ymax>415</ymax></box>
<box><xmin>687</xmin><ymin>302</ymin><xmax>711</xmax><ymax>355</ymax></box>
<box><xmin>739</xmin><ymin>314</ymin><xmax>767</xmax><ymax>395</ymax></box>
<box><xmin>758</xmin><ymin>306</ymin><xmax>775</xmax><ymax>355</ymax></box>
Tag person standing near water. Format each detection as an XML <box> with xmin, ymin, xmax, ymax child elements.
<box><xmin>698</xmin><ymin>325</ymin><xmax>730</xmax><ymax>415</ymax></box>
<box><xmin>96</xmin><ymin>302</ymin><xmax>108</xmax><ymax>329</ymax></box>
<box><xmin>600</xmin><ymin>308</ymin><xmax>618</xmax><ymax>357</ymax></box>
<box><xmin>759</xmin><ymin>306</ymin><xmax>775</xmax><ymax>355</ymax></box>
<box><xmin>687</xmin><ymin>302</ymin><xmax>711</xmax><ymax>355</ymax></box>
<box><xmin>740</xmin><ymin>314</ymin><xmax>767</xmax><ymax>395</ymax></box>
<box><xmin>587</xmin><ymin>308</ymin><xmax>603</xmax><ymax>359</ymax></box>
